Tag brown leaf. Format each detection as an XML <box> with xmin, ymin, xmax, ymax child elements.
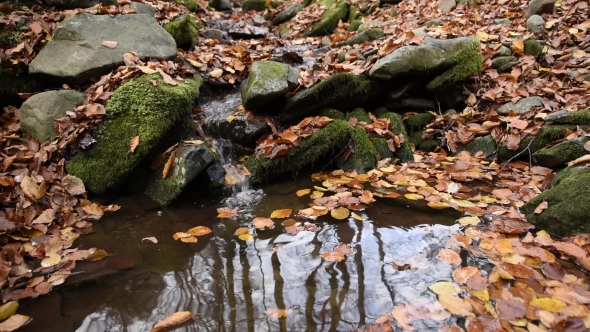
<box><xmin>156</xmin><ymin>68</ymin><xmax>178</xmax><ymax>86</ymax></box>
<box><xmin>101</xmin><ymin>40</ymin><xmax>118</xmax><ymax>48</ymax></box>
<box><xmin>438</xmin><ymin>294</ymin><xmax>474</xmax><ymax>317</ymax></box>
<box><xmin>62</xmin><ymin>175</ymin><xmax>86</xmax><ymax>195</ymax></box>
<box><xmin>87</xmin><ymin>248</ymin><xmax>108</xmax><ymax>261</ymax></box>
<box><xmin>322</xmin><ymin>252</ymin><xmax>345</xmax><ymax>262</ymax></box>
<box><xmin>534</xmin><ymin>201</ymin><xmax>548</xmax><ymax>214</ymax></box>
<box><xmin>150</xmin><ymin>311</ymin><xmax>193</xmax><ymax>332</ymax></box>
<box><xmin>541</xmin><ymin>262</ymin><xmax>565</xmax><ymax>280</ymax></box>
<box><xmin>438</xmin><ymin>249</ymin><xmax>462</xmax><ymax>266</ymax></box>
<box><xmin>253</xmin><ymin>217</ymin><xmax>274</xmax><ymax>229</ymax></box>
<box><xmin>217</xmin><ymin>207</ymin><xmax>237</xmax><ymax>218</ymax></box>
<box><xmin>0</xmin><ymin>314</ymin><xmax>30</xmax><ymax>331</ymax></box>
<box><xmin>163</xmin><ymin>152</ymin><xmax>175</xmax><ymax>179</ymax></box>
<box><xmin>129</xmin><ymin>136</ymin><xmax>140</xmax><ymax>152</ymax></box>
<box><xmin>495</xmin><ymin>299</ymin><xmax>526</xmax><ymax>321</ymax></box>
<box><xmin>32</xmin><ymin>209</ymin><xmax>55</xmax><ymax>224</ymax></box>
<box><xmin>552</xmin><ymin>242</ymin><xmax>587</xmax><ymax>259</ymax></box>
<box><xmin>568</xmin><ymin>154</ymin><xmax>590</xmax><ymax>166</ymax></box>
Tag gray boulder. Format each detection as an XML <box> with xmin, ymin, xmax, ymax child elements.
<box><xmin>42</xmin><ymin>0</ymin><xmax>117</xmax><ymax>9</ymax></box>
<box><xmin>526</xmin><ymin>15</ymin><xmax>545</xmax><ymax>34</ymax></box>
<box><xmin>241</xmin><ymin>61</ymin><xmax>299</xmax><ymax>110</ymax></box>
<box><xmin>20</xmin><ymin>90</ymin><xmax>86</xmax><ymax>143</ymax></box>
<box><xmin>526</xmin><ymin>0</ymin><xmax>556</xmax><ymax>17</ymax></box>
<box><xmin>337</xmin><ymin>28</ymin><xmax>384</xmax><ymax>47</ymax></box>
<box><xmin>544</xmin><ymin>109</ymin><xmax>590</xmax><ymax>125</ymax></box>
<box><xmin>497</xmin><ymin>96</ymin><xmax>543</xmax><ymax>115</ymax></box>
<box><xmin>272</xmin><ymin>4</ymin><xmax>303</xmax><ymax>25</ymax></box>
<box><xmin>456</xmin><ymin>135</ymin><xmax>497</xmax><ymax>159</ymax></box>
<box><xmin>29</xmin><ymin>13</ymin><xmax>177</xmax><ymax>84</ymax></box>
<box><xmin>369</xmin><ymin>37</ymin><xmax>483</xmax><ymax>90</ymax></box>
<box><xmin>534</xmin><ymin>137</ymin><xmax>590</xmax><ymax>169</ymax></box>
<box><xmin>200</xmin><ymin>29</ymin><xmax>224</xmax><ymax>41</ymax></box>
<box><xmin>145</xmin><ymin>144</ymin><xmax>214</xmax><ymax>205</ymax></box>
<box><xmin>438</xmin><ymin>0</ymin><xmax>456</xmax><ymax>12</ymax></box>
<box><xmin>495</xmin><ymin>18</ymin><xmax>511</xmax><ymax>26</ymax></box>
<box><xmin>209</xmin><ymin>0</ymin><xmax>232</xmax><ymax>10</ymax></box>
<box><xmin>130</xmin><ymin>2</ymin><xmax>155</xmax><ymax>15</ymax></box>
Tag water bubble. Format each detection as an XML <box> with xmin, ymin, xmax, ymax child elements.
<box><xmin>157</xmin><ymin>211</ymin><xmax>162</xmax><ymax>217</ymax></box>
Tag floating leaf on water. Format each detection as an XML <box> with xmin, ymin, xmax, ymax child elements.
<box><xmin>270</xmin><ymin>209</ymin><xmax>292</xmax><ymax>218</ymax></box>
<box><xmin>333</xmin><ymin>243</ymin><xmax>354</xmax><ymax>255</ymax></box>
<box><xmin>0</xmin><ymin>314</ymin><xmax>31</xmax><ymax>331</ymax></box>
<box><xmin>142</xmin><ymin>237</ymin><xmax>158</xmax><ymax>244</ymax></box>
<box><xmin>238</xmin><ymin>234</ymin><xmax>254</xmax><ymax>241</ymax></box>
<box><xmin>351</xmin><ymin>212</ymin><xmax>363</xmax><ymax>220</ymax></box>
<box><xmin>41</xmin><ymin>252</ymin><xmax>61</xmax><ymax>267</ymax></box>
<box><xmin>0</xmin><ymin>301</ymin><xmax>18</xmax><ymax>322</ymax></box>
<box><xmin>87</xmin><ymin>248</ymin><xmax>108</xmax><ymax>261</ymax></box>
<box><xmin>458</xmin><ymin>216</ymin><xmax>480</xmax><ymax>226</ymax></box>
<box><xmin>173</xmin><ymin>232</ymin><xmax>192</xmax><ymax>240</ymax></box>
<box><xmin>217</xmin><ymin>207</ymin><xmax>237</xmax><ymax>218</ymax></box>
<box><xmin>282</xmin><ymin>219</ymin><xmax>298</xmax><ymax>227</ymax></box>
<box><xmin>180</xmin><ymin>236</ymin><xmax>198</xmax><ymax>243</ymax></box>
<box><xmin>322</xmin><ymin>252</ymin><xmax>345</xmax><ymax>262</ymax></box>
<box><xmin>296</xmin><ymin>189</ymin><xmax>311</xmax><ymax>197</ymax></box>
<box><xmin>150</xmin><ymin>311</ymin><xmax>193</xmax><ymax>332</ymax></box>
<box><xmin>253</xmin><ymin>217</ymin><xmax>274</xmax><ymax>229</ymax></box>
<box><xmin>187</xmin><ymin>226</ymin><xmax>212</xmax><ymax>236</ymax></box>
<box><xmin>438</xmin><ymin>249</ymin><xmax>462</xmax><ymax>266</ymax></box>
<box><xmin>310</xmin><ymin>191</ymin><xmax>324</xmax><ymax>199</ymax></box>
<box><xmin>429</xmin><ymin>282</ymin><xmax>459</xmax><ymax>295</ymax></box>
<box><xmin>264</xmin><ymin>308</ymin><xmax>293</xmax><ymax>318</ymax></box>
<box><xmin>330</xmin><ymin>207</ymin><xmax>350</xmax><ymax>220</ymax></box>
<box><xmin>404</xmin><ymin>193</ymin><xmax>424</xmax><ymax>200</ymax></box>
<box><xmin>235</xmin><ymin>227</ymin><xmax>249</xmax><ymax>236</ymax></box>
<box><xmin>452</xmin><ymin>266</ymin><xmax>480</xmax><ymax>284</ymax></box>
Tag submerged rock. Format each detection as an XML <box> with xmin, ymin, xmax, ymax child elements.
<box><xmin>241</xmin><ymin>61</ymin><xmax>299</xmax><ymax>110</ymax></box>
<box><xmin>272</xmin><ymin>4</ymin><xmax>303</xmax><ymax>25</ymax></box>
<box><xmin>534</xmin><ymin>137</ymin><xmax>590</xmax><ymax>169</ymax></box>
<box><xmin>29</xmin><ymin>14</ymin><xmax>177</xmax><ymax>84</ymax></box>
<box><xmin>369</xmin><ymin>37</ymin><xmax>483</xmax><ymax>90</ymax></box>
<box><xmin>522</xmin><ymin>166</ymin><xmax>590</xmax><ymax>235</ymax></box>
<box><xmin>19</xmin><ymin>90</ymin><xmax>85</xmax><ymax>143</ymax></box>
<box><xmin>66</xmin><ymin>74</ymin><xmax>202</xmax><ymax>194</ymax></box>
<box><xmin>163</xmin><ymin>14</ymin><xmax>201</xmax><ymax>48</ymax></box>
<box><xmin>496</xmin><ymin>96</ymin><xmax>543</xmax><ymax>115</ymax></box>
<box><xmin>145</xmin><ymin>143</ymin><xmax>214</xmax><ymax>205</ymax></box>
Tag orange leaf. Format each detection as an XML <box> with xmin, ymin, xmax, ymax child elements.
<box><xmin>101</xmin><ymin>40</ymin><xmax>118</xmax><ymax>48</ymax></box>
<box><xmin>322</xmin><ymin>252</ymin><xmax>345</xmax><ymax>262</ymax></box>
<box><xmin>129</xmin><ymin>136</ymin><xmax>139</xmax><ymax>152</ymax></box>
<box><xmin>217</xmin><ymin>207</ymin><xmax>237</xmax><ymax>218</ymax></box>
<box><xmin>253</xmin><ymin>217</ymin><xmax>274</xmax><ymax>229</ymax></box>
<box><xmin>270</xmin><ymin>209</ymin><xmax>292</xmax><ymax>218</ymax></box>
<box><xmin>163</xmin><ymin>152</ymin><xmax>175</xmax><ymax>179</ymax></box>
<box><xmin>150</xmin><ymin>311</ymin><xmax>193</xmax><ymax>332</ymax></box>
<box><xmin>534</xmin><ymin>201</ymin><xmax>548</xmax><ymax>214</ymax></box>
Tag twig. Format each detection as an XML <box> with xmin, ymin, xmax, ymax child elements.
<box><xmin>500</xmin><ymin>135</ymin><xmax>538</xmax><ymax>170</ymax></box>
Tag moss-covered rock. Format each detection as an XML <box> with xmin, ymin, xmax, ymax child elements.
<box><xmin>272</xmin><ymin>4</ymin><xmax>303</xmax><ymax>25</ymax></box>
<box><xmin>339</xmin><ymin>126</ymin><xmax>377</xmax><ymax>172</ymax></box>
<box><xmin>337</xmin><ymin>28</ymin><xmax>384</xmax><ymax>46</ymax></box>
<box><xmin>544</xmin><ymin>109</ymin><xmax>590</xmax><ymax>125</ymax></box>
<box><xmin>522</xmin><ymin>166</ymin><xmax>590</xmax><ymax>236</ymax></box>
<box><xmin>0</xmin><ymin>29</ymin><xmax>20</xmax><ymax>49</ymax></box>
<box><xmin>245</xmin><ymin>120</ymin><xmax>354</xmax><ymax>180</ymax></box>
<box><xmin>164</xmin><ymin>14</ymin><xmax>201</xmax><ymax>48</ymax></box>
<box><xmin>145</xmin><ymin>144</ymin><xmax>214</xmax><ymax>205</ymax></box>
<box><xmin>425</xmin><ymin>37</ymin><xmax>483</xmax><ymax>90</ymax></box>
<box><xmin>175</xmin><ymin>0</ymin><xmax>199</xmax><ymax>11</ymax></box>
<box><xmin>498</xmin><ymin>125</ymin><xmax>589</xmax><ymax>161</ymax></box>
<box><xmin>319</xmin><ymin>108</ymin><xmax>346</xmax><ymax>120</ymax></box>
<box><xmin>456</xmin><ymin>135</ymin><xmax>497</xmax><ymax>159</ymax></box>
<box><xmin>491</xmin><ymin>56</ymin><xmax>514</xmax><ymax>69</ymax></box>
<box><xmin>66</xmin><ymin>74</ymin><xmax>202</xmax><ymax>194</ymax></box>
<box><xmin>408</xmin><ymin>130</ymin><xmax>424</xmax><ymax>148</ymax></box>
<box><xmin>242</xmin><ymin>0</ymin><xmax>281</xmax><ymax>11</ymax></box>
<box><xmin>419</xmin><ymin>139</ymin><xmax>440</xmax><ymax>152</ymax></box>
<box><xmin>241</xmin><ymin>61</ymin><xmax>299</xmax><ymax>110</ymax></box>
<box><xmin>372</xmin><ymin>137</ymin><xmax>394</xmax><ymax>159</ymax></box>
<box><xmin>406</xmin><ymin>113</ymin><xmax>436</xmax><ymax>132</ymax></box>
<box><xmin>0</xmin><ymin>73</ymin><xmax>49</xmax><ymax>108</ymax></box>
<box><xmin>346</xmin><ymin>108</ymin><xmax>372</xmax><ymax>122</ymax></box>
<box><xmin>303</xmin><ymin>0</ymin><xmax>349</xmax><ymax>36</ymax></box>
<box><xmin>373</xmin><ymin>107</ymin><xmax>413</xmax><ymax>162</ymax></box>
<box><xmin>533</xmin><ymin>137</ymin><xmax>590</xmax><ymax>169</ymax></box>
<box><xmin>348</xmin><ymin>19</ymin><xmax>362</xmax><ymax>32</ymax></box>
<box><xmin>524</xmin><ymin>39</ymin><xmax>543</xmax><ymax>57</ymax></box>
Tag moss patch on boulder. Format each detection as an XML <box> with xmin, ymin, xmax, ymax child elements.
<box><xmin>164</xmin><ymin>14</ymin><xmax>201</xmax><ymax>47</ymax></box>
<box><xmin>373</xmin><ymin>107</ymin><xmax>413</xmax><ymax>162</ymax></box>
<box><xmin>373</xmin><ymin>137</ymin><xmax>394</xmax><ymax>159</ymax></box>
<box><xmin>303</xmin><ymin>0</ymin><xmax>349</xmax><ymax>36</ymax></box>
<box><xmin>242</xmin><ymin>0</ymin><xmax>281</xmax><ymax>11</ymax></box>
<box><xmin>245</xmin><ymin>120</ymin><xmax>354</xmax><ymax>180</ymax></box>
<box><xmin>533</xmin><ymin>137</ymin><xmax>590</xmax><ymax>169</ymax></box>
<box><xmin>66</xmin><ymin>74</ymin><xmax>202</xmax><ymax>194</ymax></box>
<box><xmin>319</xmin><ymin>108</ymin><xmax>345</xmax><ymax>120</ymax></box>
<box><xmin>339</xmin><ymin>126</ymin><xmax>377</xmax><ymax>172</ymax></box>
<box><xmin>346</xmin><ymin>108</ymin><xmax>371</xmax><ymax>122</ymax></box>
<box><xmin>456</xmin><ymin>135</ymin><xmax>497</xmax><ymax>159</ymax></box>
<box><xmin>406</xmin><ymin>112</ymin><xmax>435</xmax><ymax>132</ymax></box>
<box><xmin>522</xmin><ymin>166</ymin><xmax>590</xmax><ymax>236</ymax></box>
<box><xmin>426</xmin><ymin>37</ymin><xmax>483</xmax><ymax>90</ymax></box>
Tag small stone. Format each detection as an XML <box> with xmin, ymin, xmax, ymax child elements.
<box><xmin>252</xmin><ymin>14</ymin><xmax>266</xmax><ymax>26</ymax></box>
<box><xmin>129</xmin><ymin>2</ymin><xmax>155</xmax><ymax>15</ymax></box>
<box><xmin>526</xmin><ymin>15</ymin><xmax>545</xmax><ymax>34</ymax></box>
<box><xmin>497</xmin><ymin>61</ymin><xmax>519</xmax><ymax>73</ymax></box>
<box><xmin>526</xmin><ymin>0</ymin><xmax>556</xmax><ymax>17</ymax></box>
<box><xmin>438</xmin><ymin>0</ymin><xmax>456</xmax><ymax>12</ymax></box>
<box><xmin>497</xmin><ymin>96</ymin><xmax>543</xmax><ymax>115</ymax></box>
<box><xmin>272</xmin><ymin>4</ymin><xmax>302</xmax><ymax>25</ymax></box>
<box><xmin>241</xmin><ymin>61</ymin><xmax>299</xmax><ymax>109</ymax></box>
<box><xmin>491</xmin><ymin>56</ymin><xmax>514</xmax><ymax>69</ymax></box>
<box><xmin>524</xmin><ymin>39</ymin><xmax>543</xmax><ymax>57</ymax></box>
<box><xmin>495</xmin><ymin>18</ymin><xmax>511</xmax><ymax>26</ymax></box>
<box><xmin>497</xmin><ymin>45</ymin><xmax>512</xmax><ymax>56</ymax></box>
<box><xmin>200</xmin><ymin>28</ymin><xmax>224</xmax><ymax>41</ymax></box>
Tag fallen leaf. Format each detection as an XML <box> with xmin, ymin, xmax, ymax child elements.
<box><xmin>265</xmin><ymin>308</ymin><xmax>293</xmax><ymax>318</ymax></box>
<box><xmin>458</xmin><ymin>216</ymin><xmax>480</xmax><ymax>226</ymax></box>
<box><xmin>351</xmin><ymin>212</ymin><xmax>363</xmax><ymax>220</ymax></box>
<box><xmin>181</xmin><ymin>236</ymin><xmax>198</xmax><ymax>243</ymax></box>
<box><xmin>187</xmin><ymin>226</ymin><xmax>212</xmax><ymax>236</ymax></box>
<box><xmin>333</xmin><ymin>243</ymin><xmax>354</xmax><ymax>255</ymax></box>
<box><xmin>150</xmin><ymin>311</ymin><xmax>193</xmax><ymax>332</ymax></box>
<box><xmin>404</xmin><ymin>193</ymin><xmax>424</xmax><ymax>200</ymax></box>
<box><xmin>41</xmin><ymin>252</ymin><xmax>61</xmax><ymax>267</ymax></box>
<box><xmin>331</xmin><ymin>207</ymin><xmax>350</xmax><ymax>220</ymax></box>
<box><xmin>210</xmin><ymin>68</ymin><xmax>223</xmax><ymax>78</ymax></box>
<box><xmin>238</xmin><ymin>233</ymin><xmax>254</xmax><ymax>241</ymax></box>
<box><xmin>253</xmin><ymin>217</ymin><xmax>274</xmax><ymax>229</ymax></box>
<box><xmin>217</xmin><ymin>207</ymin><xmax>237</xmax><ymax>218</ymax></box>
<box><xmin>496</xmin><ymin>299</ymin><xmax>526</xmax><ymax>321</ymax></box>
<box><xmin>438</xmin><ymin>249</ymin><xmax>462</xmax><ymax>266</ymax></box>
<box><xmin>438</xmin><ymin>294</ymin><xmax>474</xmax><ymax>317</ymax></box>
<box><xmin>322</xmin><ymin>252</ymin><xmax>345</xmax><ymax>262</ymax></box>
<box><xmin>0</xmin><ymin>314</ymin><xmax>30</xmax><ymax>331</ymax></box>
<box><xmin>62</xmin><ymin>175</ymin><xmax>85</xmax><ymax>195</ymax></box>
<box><xmin>156</xmin><ymin>68</ymin><xmax>178</xmax><ymax>86</ymax></box>
<box><xmin>130</xmin><ymin>136</ymin><xmax>139</xmax><ymax>152</ymax></box>
<box><xmin>163</xmin><ymin>152</ymin><xmax>175</xmax><ymax>178</ymax></box>
<box><xmin>429</xmin><ymin>282</ymin><xmax>460</xmax><ymax>295</ymax></box>
<box><xmin>296</xmin><ymin>189</ymin><xmax>311</xmax><ymax>196</ymax></box>
<box><xmin>270</xmin><ymin>209</ymin><xmax>292</xmax><ymax>218</ymax></box>
<box><xmin>142</xmin><ymin>237</ymin><xmax>158</xmax><ymax>243</ymax></box>
<box><xmin>530</xmin><ymin>298</ymin><xmax>567</xmax><ymax>313</ymax></box>
<box><xmin>101</xmin><ymin>40</ymin><xmax>118</xmax><ymax>48</ymax></box>
<box><xmin>0</xmin><ymin>302</ymin><xmax>19</xmax><ymax>322</ymax></box>
<box><xmin>453</xmin><ymin>266</ymin><xmax>480</xmax><ymax>284</ymax></box>
<box><xmin>534</xmin><ymin>201</ymin><xmax>548</xmax><ymax>214</ymax></box>
<box><xmin>87</xmin><ymin>248</ymin><xmax>108</xmax><ymax>261</ymax></box>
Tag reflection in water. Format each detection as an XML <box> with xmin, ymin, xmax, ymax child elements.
<box><xmin>20</xmin><ymin>178</ymin><xmax>461</xmax><ymax>332</ymax></box>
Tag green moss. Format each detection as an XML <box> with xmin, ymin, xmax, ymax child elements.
<box><xmin>406</xmin><ymin>113</ymin><xmax>435</xmax><ymax>132</ymax></box>
<box><xmin>0</xmin><ymin>73</ymin><xmax>48</xmax><ymax>107</ymax></box>
<box><xmin>303</xmin><ymin>0</ymin><xmax>349</xmax><ymax>36</ymax></box>
<box><xmin>548</xmin><ymin>109</ymin><xmax>590</xmax><ymax>125</ymax></box>
<box><xmin>348</xmin><ymin>19</ymin><xmax>362</xmax><ymax>31</ymax></box>
<box><xmin>242</xmin><ymin>0</ymin><xmax>281</xmax><ymax>11</ymax></box>
<box><xmin>346</xmin><ymin>108</ymin><xmax>371</xmax><ymax>122</ymax></box>
<box><xmin>522</xmin><ymin>166</ymin><xmax>590</xmax><ymax>236</ymax></box>
<box><xmin>319</xmin><ymin>108</ymin><xmax>345</xmax><ymax>120</ymax></box>
<box><xmin>533</xmin><ymin>139</ymin><xmax>588</xmax><ymax>169</ymax></box>
<box><xmin>164</xmin><ymin>14</ymin><xmax>201</xmax><ymax>47</ymax></box>
<box><xmin>373</xmin><ymin>107</ymin><xmax>413</xmax><ymax>162</ymax></box>
<box><xmin>408</xmin><ymin>130</ymin><xmax>424</xmax><ymax>147</ymax></box>
<box><xmin>66</xmin><ymin>74</ymin><xmax>202</xmax><ymax>194</ymax></box>
<box><xmin>427</xmin><ymin>37</ymin><xmax>483</xmax><ymax>90</ymax></box>
<box><xmin>348</xmin><ymin>6</ymin><xmax>359</xmax><ymax>22</ymax></box>
<box><xmin>373</xmin><ymin>137</ymin><xmax>394</xmax><ymax>159</ymax></box>
<box><xmin>341</xmin><ymin>126</ymin><xmax>377</xmax><ymax>172</ymax></box>
<box><xmin>175</xmin><ymin>0</ymin><xmax>199</xmax><ymax>11</ymax></box>
<box><xmin>280</xmin><ymin>23</ymin><xmax>291</xmax><ymax>38</ymax></box>
<box><xmin>245</xmin><ymin>120</ymin><xmax>354</xmax><ymax>180</ymax></box>
<box><xmin>0</xmin><ymin>30</ymin><xmax>19</xmax><ymax>49</ymax></box>
<box><xmin>419</xmin><ymin>139</ymin><xmax>440</xmax><ymax>152</ymax></box>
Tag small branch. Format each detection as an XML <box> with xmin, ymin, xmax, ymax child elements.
<box><xmin>500</xmin><ymin>135</ymin><xmax>538</xmax><ymax>170</ymax></box>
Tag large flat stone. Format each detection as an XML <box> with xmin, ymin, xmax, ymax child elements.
<box><xmin>29</xmin><ymin>13</ymin><xmax>177</xmax><ymax>84</ymax></box>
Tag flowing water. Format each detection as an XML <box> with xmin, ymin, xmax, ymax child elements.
<box><xmin>19</xmin><ymin>175</ymin><xmax>463</xmax><ymax>332</ymax></box>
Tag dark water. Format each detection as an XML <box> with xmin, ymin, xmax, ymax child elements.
<box><xmin>20</xmin><ymin>176</ymin><xmax>462</xmax><ymax>332</ymax></box>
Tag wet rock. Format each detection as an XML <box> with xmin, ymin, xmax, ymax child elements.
<box><xmin>29</xmin><ymin>13</ymin><xmax>176</xmax><ymax>84</ymax></box>
<box><xmin>164</xmin><ymin>14</ymin><xmax>201</xmax><ymax>48</ymax></box>
<box><xmin>241</xmin><ymin>61</ymin><xmax>299</xmax><ymax>110</ymax></box>
<box><xmin>272</xmin><ymin>4</ymin><xmax>303</xmax><ymax>25</ymax></box>
<box><xmin>42</xmin><ymin>0</ymin><xmax>116</xmax><ymax>8</ymax></box>
<box><xmin>245</xmin><ymin>120</ymin><xmax>355</xmax><ymax>181</ymax></box>
<box><xmin>206</xmin><ymin>163</ymin><xmax>225</xmax><ymax>182</ymax></box>
<box><xmin>242</xmin><ymin>0</ymin><xmax>280</xmax><ymax>11</ymax></box>
<box><xmin>369</xmin><ymin>37</ymin><xmax>483</xmax><ymax>90</ymax></box>
<box><xmin>498</xmin><ymin>125</ymin><xmax>587</xmax><ymax>161</ymax></box>
<box><xmin>438</xmin><ymin>0</ymin><xmax>456</xmax><ymax>12</ymax></box>
<box><xmin>130</xmin><ymin>2</ymin><xmax>155</xmax><ymax>15</ymax></box>
<box><xmin>526</xmin><ymin>15</ymin><xmax>545</xmax><ymax>34</ymax></box>
<box><xmin>526</xmin><ymin>0</ymin><xmax>556</xmax><ymax>17</ymax></box>
<box><xmin>337</xmin><ymin>28</ymin><xmax>384</xmax><ymax>47</ymax></box>
<box><xmin>495</xmin><ymin>18</ymin><xmax>511</xmax><ymax>26</ymax></box>
<box><xmin>534</xmin><ymin>137</ymin><xmax>590</xmax><ymax>169</ymax></box>
<box><xmin>228</xmin><ymin>25</ymin><xmax>269</xmax><ymax>39</ymax></box>
<box><xmin>338</xmin><ymin>126</ymin><xmax>378</xmax><ymax>173</ymax></box>
<box><xmin>544</xmin><ymin>108</ymin><xmax>590</xmax><ymax>125</ymax></box>
<box><xmin>210</xmin><ymin>0</ymin><xmax>232</xmax><ymax>10</ymax></box>
<box><xmin>522</xmin><ymin>166</ymin><xmax>590</xmax><ymax>235</ymax></box>
<box><xmin>497</xmin><ymin>96</ymin><xmax>543</xmax><ymax>115</ymax></box>
<box><xmin>491</xmin><ymin>56</ymin><xmax>514</xmax><ymax>69</ymax></box>
<box><xmin>20</xmin><ymin>90</ymin><xmax>86</xmax><ymax>143</ymax></box>
<box><xmin>497</xmin><ymin>61</ymin><xmax>519</xmax><ymax>73</ymax></box>
<box><xmin>66</xmin><ymin>74</ymin><xmax>202</xmax><ymax>194</ymax></box>
<box><xmin>199</xmin><ymin>28</ymin><xmax>224</xmax><ymax>41</ymax></box>
<box><xmin>145</xmin><ymin>143</ymin><xmax>214</xmax><ymax>205</ymax></box>
<box><xmin>389</xmin><ymin>98</ymin><xmax>436</xmax><ymax>111</ymax></box>
<box><xmin>524</xmin><ymin>39</ymin><xmax>543</xmax><ymax>57</ymax></box>
<box><xmin>303</xmin><ymin>0</ymin><xmax>349</xmax><ymax>36</ymax></box>
<box><xmin>456</xmin><ymin>135</ymin><xmax>497</xmax><ymax>159</ymax></box>
<box><xmin>338</xmin><ymin>48</ymin><xmax>362</xmax><ymax>62</ymax></box>
<box><xmin>374</xmin><ymin>107</ymin><xmax>413</xmax><ymax>162</ymax></box>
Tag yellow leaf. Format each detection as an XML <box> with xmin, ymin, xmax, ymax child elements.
<box><xmin>314</xmin><ymin>186</ymin><xmax>328</xmax><ymax>192</ymax></box>
<box><xmin>351</xmin><ymin>212</ymin><xmax>363</xmax><ymax>220</ymax></box>
<box><xmin>471</xmin><ymin>289</ymin><xmax>489</xmax><ymax>302</ymax></box>
<box><xmin>296</xmin><ymin>189</ymin><xmax>311</xmax><ymax>197</ymax></box>
<box><xmin>253</xmin><ymin>217</ymin><xmax>274</xmax><ymax>229</ymax></box>
<box><xmin>87</xmin><ymin>248</ymin><xmax>108</xmax><ymax>261</ymax></box>
<box><xmin>477</xmin><ymin>31</ymin><xmax>489</xmax><ymax>40</ymax></box>
<box><xmin>235</xmin><ymin>227</ymin><xmax>249</xmax><ymax>236</ymax></box>
<box><xmin>181</xmin><ymin>236</ymin><xmax>198</xmax><ymax>243</ymax></box>
<box><xmin>331</xmin><ymin>207</ymin><xmax>350</xmax><ymax>220</ymax></box>
<box><xmin>496</xmin><ymin>238</ymin><xmax>514</xmax><ymax>255</ymax></box>
<box><xmin>438</xmin><ymin>294</ymin><xmax>475</xmax><ymax>317</ymax></box>
<box><xmin>458</xmin><ymin>216</ymin><xmax>480</xmax><ymax>226</ymax></box>
<box><xmin>238</xmin><ymin>233</ymin><xmax>254</xmax><ymax>241</ymax></box>
<box><xmin>187</xmin><ymin>226</ymin><xmax>212</xmax><ymax>236</ymax></box>
<box><xmin>569</xmin><ymin>28</ymin><xmax>579</xmax><ymax>34</ymax></box>
<box><xmin>210</xmin><ymin>68</ymin><xmax>223</xmax><ymax>78</ymax></box>
<box><xmin>530</xmin><ymin>298</ymin><xmax>567</xmax><ymax>313</ymax></box>
<box><xmin>404</xmin><ymin>193</ymin><xmax>424</xmax><ymax>200</ymax></box>
<box><xmin>428</xmin><ymin>202</ymin><xmax>450</xmax><ymax>210</ymax></box>
<box><xmin>0</xmin><ymin>302</ymin><xmax>19</xmax><ymax>322</ymax></box>
<box><xmin>429</xmin><ymin>282</ymin><xmax>459</xmax><ymax>295</ymax></box>
<box><xmin>41</xmin><ymin>252</ymin><xmax>61</xmax><ymax>267</ymax></box>
<box><xmin>454</xmin><ymin>199</ymin><xmax>476</xmax><ymax>207</ymax></box>
<box><xmin>310</xmin><ymin>191</ymin><xmax>324</xmax><ymax>199</ymax></box>
<box><xmin>270</xmin><ymin>209</ymin><xmax>292</xmax><ymax>218</ymax></box>
<box><xmin>227</xmin><ymin>114</ymin><xmax>237</xmax><ymax>123</ymax></box>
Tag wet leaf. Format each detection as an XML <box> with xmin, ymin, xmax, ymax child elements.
<box><xmin>180</xmin><ymin>236</ymin><xmax>198</xmax><ymax>243</ymax></box>
<box><xmin>453</xmin><ymin>266</ymin><xmax>480</xmax><ymax>284</ymax></box>
<box><xmin>428</xmin><ymin>202</ymin><xmax>451</xmax><ymax>210</ymax></box>
<box><xmin>41</xmin><ymin>252</ymin><xmax>61</xmax><ymax>267</ymax></box>
<box><xmin>270</xmin><ymin>209</ymin><xmax>292</xmax><ymax>218</ymax></box>
<box><xmin>0</xmin><ymin>314</ymin><xmax>30</xmax><ymax>331</ymax></box>
<box><xmin>351</xmin><ymin>212</ymin><xmax>363</xmax><ymax>220</ymax></box>
<box><xmin>142</xmin><ymin>237</ymin><xmax>158</xmax><ymax>243</ymax></box>
<box><xmin>265</xmin><ymin>308</ymin><xmax>292</xmax><ymax>318</ymax></box>
<box><xmin>552</xmin><ymin>242</ymin><xmax>587</xmax><ymax>259</ymax></box>
<box><xmin>458</xmin><ymin>216</ymin><xmax>480</xmax><ymax>226</ymax></box>
<box><xmin>331</xmin><ymin>207</ymin><xmax>350</xmax><ymax>220</ymax></box>
<box><xmin>438</xmin><ymin>294</ymin><xmax>474</xmax><ymax>317</ymax></box>
<box><xmin>334</xmin><ymin>243</ymin><xmax>354</xmax><ymax>255</ymax></box>
<box><xmin>101</xmin><ymin>40</ymin><xmax>118</xmax><ymax>48</ymax></box>
<box><xmin>529</xmin><ymin>298</ymin><xmax>567</xmax><ymax>313</ymax></box>
<box><xmin>0</xmin><ymin>301</ymin><xmax>18</xmax><ymax>322</ymax></box>
<box><xmin>496</xmin><ymin>299</ymin><xmax>526</xmax><ymax>321</ymax></box>
<box><xmin>32</xmin><ymin>208</ymin><xmax>55</xmax><ymax>224</ymax></box>
<box><xmin>429</xmin><ymin>282</ymin><xmax>459</xmax><ymax>295</ymax></box>
<box><xmin>253</xmin><ymin>217</ymin><xmax>274</xmax><ymax>229</ymax></box>
<box><xmin>187</xmin><ymin>226</ymin><xmax>212</xmax><ymax>236</ymax></box>
<box><xmin>439</xmin><ymin>249</ymin><xmax>462</xmax><ymax>266</ymax></box>
<box><xmin>129</xmin><ymin>135</ymin><xmax>139</xmax><ymax>152</ymax></box>
<box><xmin>150</xmin><ymin>311</ymin><xmax>193</xmax><ymax>332</ymax></box>
<box><xmin>238</xmin><ymin>233</ymin><xmax>254</xmax><ymax>241</ymax></box>
<box><xmin>235</xmin><ymin>227</ymin><xmax>249</xmax><ymax>236</ymax></box>
<box><xmin>541</xmin><ymin>262</ymin><xmax>565</xmax><ymax>280</ymax></box>
<box><xmin>322</xmin><ymin>252</ymin><xmax>345</xmax><ymax>262</ymax></box>
<box><xmin>310</xmin><ymin>191</ymin><xmax>324</xmax><ymax>199</ymax></box>
<box><xmin>404</xmin><ymin>193</ymin><xmax>424</xmax><ymax>200</ymax></box>
<box><xmin>210</xmin><ymin>68</ymin><xmax>223</xmax><ymax>78</ymax></box>
<box><xmin>173</xmin><ymin>232</ymin><xmax>192</xmax><ymax>240</ymax></box>
<box><xmin>62</xmin><ymin>175</ymin><xmax>85</xmax><ymax>195</ymax></box>
<box><xmin>162</xmin><ymin>152</ymin><xmax>175</xmax><ymax>178</ymax></box>
<box><xmin>296</xmin><ymin>189</ymin><xmax>311</xmax><ymax>196</ymax></box>
<box><xmin>217</xmin><ymin>207</ymin><xmax>237</xmax><ymax>218</ymax></box>
<box><xmin>392</xmin><ymin>304</ymin><xmax>413</xmax><ymax>330</ymax></box>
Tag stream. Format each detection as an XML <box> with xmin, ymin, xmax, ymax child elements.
<box><xmin>18</xmin><ymin>175</ymin><xmax>463</xmax><ymax>332</ymax></box>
